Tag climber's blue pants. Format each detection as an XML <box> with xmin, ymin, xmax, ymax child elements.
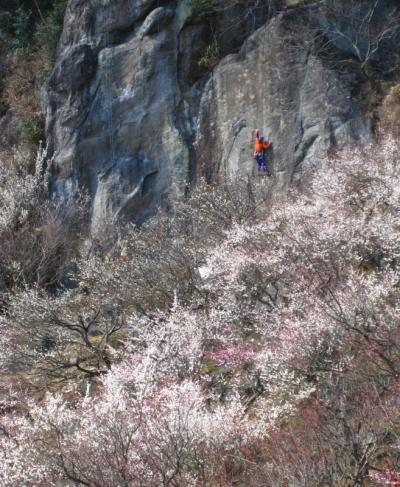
<box><xmin>255</xmin><ymin>154</ymin><xmax>266</xmax><ymax>172</ymax></box>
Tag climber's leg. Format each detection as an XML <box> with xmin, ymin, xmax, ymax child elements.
<box><xmin>256</xmin><ymin>154</ymin><xmax>266</xmax><ymax>172</ymax></box>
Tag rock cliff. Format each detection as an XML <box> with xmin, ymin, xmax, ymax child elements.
<box><xmin>44</xmin><ymin>0</ymin><xmax>400</xmax><ymax>228</ymax></box>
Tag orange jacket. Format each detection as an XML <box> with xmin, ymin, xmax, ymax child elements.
<box><xmin>254</xmin><ymin>133</ymin><xmax>272</xmax><ymax>154</ymax></box>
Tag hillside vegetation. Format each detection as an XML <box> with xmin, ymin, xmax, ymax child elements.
<box><xmin>0</xmin><ymin>0</ymin><xmax>66</xmax><ymax>163</ymax></box>
<box><xmin>0</xmin><ymin>137</ymin><xmax>399</xmax><ymax>485</ymax></box>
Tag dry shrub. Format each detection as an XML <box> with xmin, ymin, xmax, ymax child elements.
<box><xmin>3</xmin><ymin>47</ymin><xmax>44</xmax><ymax>120</ymax></box>
<box><xmin>0</xmin><ymin>206</ymin><xmax>82</xmax><ymax>292</ymax></box>
<box><xmin>0</xmin><ymin>146</ymin><xmax>85</xmax><ymax>293</ymax></box>
<box><xmin>2</xmin><ymin>47</ymin><xmax>46</xmax><ymax>165</ymax></box>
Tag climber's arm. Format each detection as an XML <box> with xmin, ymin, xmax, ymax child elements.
<box><xmin>263</xmin><ymin>142</ymin><xmax>272</xmax><ymax>150</ymax></box>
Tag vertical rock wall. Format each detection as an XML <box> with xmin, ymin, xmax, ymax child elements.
<box><xmin>194</xmin><ymin>13</ymin><xmax>372</xmax><ymax>185</ymax></box>
<box><xmin>46</xmin><ymin>0</ymin><xmax>190</xmax><ymax>230</ymax></box>
<box><xmin>45</xmin><ymin>0</ymin><xmax>399</xmax><ymax>228</ymax></box>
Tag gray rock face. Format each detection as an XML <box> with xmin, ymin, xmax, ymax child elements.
<box><xmin>45</xmin><ymin>0</ymin><xmax>399</xmax><ymax>228</ymax></box>
<box><xmin>49</xmin><ymin>44</ymin><xmax>97</xmax><ymax>93</ymax></box>
<box><xmin>47</xmin><ymin>0</ymin><xmax>190</xmax><ymax>230</ymax></box>
<box><xmin>194</xmin><ymin>16</ymin><xmax>372</xmax><ymax>185</ymax></box>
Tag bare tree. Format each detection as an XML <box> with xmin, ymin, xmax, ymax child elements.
<box><xmin>317</xmin><ymin>0</ymin><xmax>400</xmax><ymax>75</ymax></box>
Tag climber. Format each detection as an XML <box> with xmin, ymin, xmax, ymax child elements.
<box><xmin>254</xmin><ymin>130</ymin><xmax>272</xmax><ymax>173</ymax></box>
